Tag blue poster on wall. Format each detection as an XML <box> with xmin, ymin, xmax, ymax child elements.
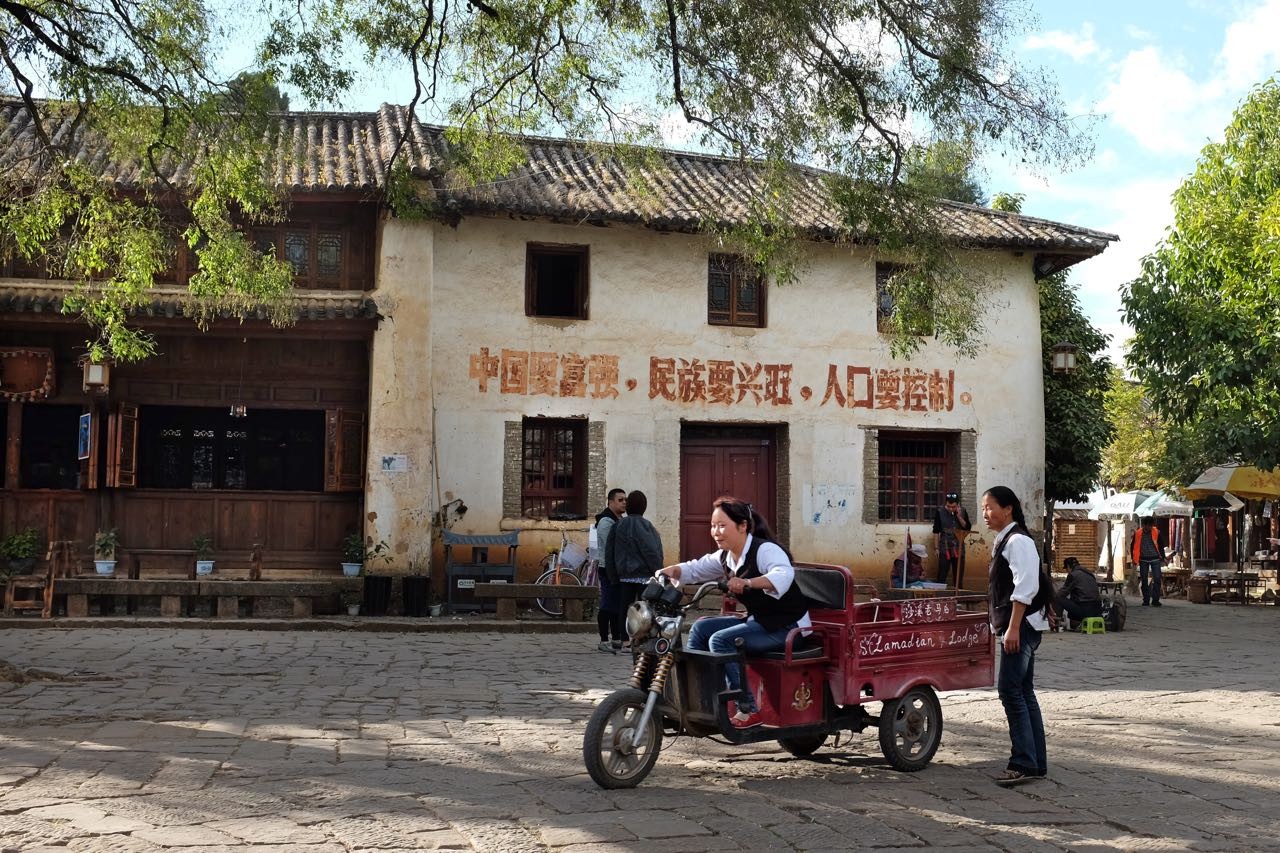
<box><xmin>77</xmin><ymin>412</ymin><xmax>91</xmax><ymax>460</ymax></box>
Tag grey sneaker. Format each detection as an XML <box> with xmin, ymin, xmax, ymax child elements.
<box><xmin>596</xmin><ymin>641</ymin><xmax>617</xmax><ymax>654</ymax></box>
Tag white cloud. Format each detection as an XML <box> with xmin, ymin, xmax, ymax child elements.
<box><xmin>1096</xmin><ymin>46</ymin><xmax>1218</xmax><ymax>156</ymax></box>
<box><xmin>1216</xmin><ymin>0</ymin><xmax>1280</xmax><ymax>91</ymax></box>
<box><xmin>1125</xmin><ymin>24</ymin><xmax>1155</xmax><ymax>42</ymax></box>
<box><xmin>1024</xmin><ymin>22</ymin><xmax>1100</xmax><ymax>62</ymax></box>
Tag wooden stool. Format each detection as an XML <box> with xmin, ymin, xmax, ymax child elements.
<box><xmin>1081</xmin><ymin>616</ymin><xmax>1106</xmax><ymax>635</ymax></box>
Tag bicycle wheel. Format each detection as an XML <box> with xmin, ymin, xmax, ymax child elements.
<box><xmin>535</xmin><ymin>568</ymin><xmax>583</xmax><ymax>617</ymax></box>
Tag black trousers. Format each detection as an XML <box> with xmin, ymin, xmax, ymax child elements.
<box><xmin>612</xmin><ymin>582</ymin><xmax>645</xmax><ymax>644</ymax></box>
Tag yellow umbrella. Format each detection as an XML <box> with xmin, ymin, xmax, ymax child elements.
<box><xmin>1183</xmin><ymin>465</ymin><xmax>1280</xmax><ymax>500</ymax></box>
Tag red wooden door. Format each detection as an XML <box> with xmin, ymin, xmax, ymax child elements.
<box><xmin>679</xmin><ymin>428</ymin><xmax>776</xmax><ymax>561</ymax></box>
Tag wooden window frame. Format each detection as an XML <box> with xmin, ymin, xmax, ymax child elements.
<box><xmin>707</xmin><ymin>253</ymin><xmax>766</xmax><ymax>328</ymax></box>
<box><xmin>525</xmin><ymin>243</ymin><xmax>589</xmax><ymax>319</ymax></box>
<box><xmin>520</xmin><ymin>417</ymin><xmax>587</xmax><ymax>519</ymax></box>
<box><xmin>877</xmin><ymin>431</ymin><xmax>951</xmax><ymax>523</ymax></box>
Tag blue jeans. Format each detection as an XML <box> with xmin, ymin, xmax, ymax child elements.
<box><xmin>1139</xmin><ymin>560</ymin><xmax>1162</xmax><ymax>604</ymax></box>
<box><xmin>687</xmin><ymin>615</ymin><xmax>795</xmax><ymax>713</ymax></box>
<box><xmin>997</xmin><ymin>622</ymin><xmax>1045</xmax><ymax>775</ymax></box>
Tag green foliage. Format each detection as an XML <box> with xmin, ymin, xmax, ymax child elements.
<box><xmin>2</xmin><ymin>0</ymin><xmax>1090</xmax><ymax>360</ymax></box>
<box><xmin>341</xmin><ymin>533</ymin><xmax>390</xmax><ymax>566</ymax></box>
<box><xmin>903</xmin><ymin>138</ymin><xmax>986</xmax><ymax>206</ymax></box>
<box><xmin>1041</xmin><ymin>271</ymin><xmax>1114</xmax><ymax>501</ymax></box>
<box><xmin>1123</xmin><ymin>78</ymin><xmax>1280</xmax><ymax>477</ymax></box>
<box><xmin>193</xmin><ymin>534</ymin><xmax>214</xmax><ymax>560</ymax></box>
<box><xmin>1</xmin><ymin>527</ymin><xmax>41</xmax><ymax>561</ymax></box>
<box><xmin>93</xmin><ymin>528</ymin><xmax>119</xmax><ymax>559</ymax></box>
<box><xmin>995</xmin><ymin>189</ymin><xmax>1113</xmax><ymax>500</ymax></box>
<box><xmin>1100</xmin><ymin>370</ymin><xmax>1169</xmax><ymax>491</ymax></box>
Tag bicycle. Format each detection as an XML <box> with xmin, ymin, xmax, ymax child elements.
<box><xmin>535</xmin><ymin>528</ymin><xmax>593</xmax><ymax>617</ymax></box>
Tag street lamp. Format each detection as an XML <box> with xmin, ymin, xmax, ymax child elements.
<box><xmin>1051</xmin><ymin>340</ymin><xmax>1078</xmax><ymax>376</ymax></box>
<box><xmin>80</xmin><ymin>358</ymin><xmax>111</xmax><ymax>394</ymax></box>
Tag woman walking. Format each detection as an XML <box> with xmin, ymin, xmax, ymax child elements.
<box><xmin>982</xmin><ymin>485</ymin><xmax>1051</xmax><ymax>787</ymax></box>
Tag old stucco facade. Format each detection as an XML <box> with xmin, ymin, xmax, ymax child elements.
<box><xmin>365</xmin><ymin>214</ymin><xmax>1049</xmax><ymax>581</ymax></box>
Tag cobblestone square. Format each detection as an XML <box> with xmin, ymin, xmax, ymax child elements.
<box><xmin>1</xmin><ymin>600</ymin><xmax>1277</xmax><ymax>851</ymax></box>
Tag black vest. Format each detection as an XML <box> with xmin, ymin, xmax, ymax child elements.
<box><xmin>721</xmin><ymin>537</ymin><xmax>809</xmax><ymax>631</ymax></box>
<box><xmin>987</xmin><ymin>524</ymin><xmax>1050</xmax><ymax>634</ymax></box>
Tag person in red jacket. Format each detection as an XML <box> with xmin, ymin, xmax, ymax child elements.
<box><xmin>1130</xmin><ymin>516</ymin><xmax>1167</xmax><ymax>607</ymax></box>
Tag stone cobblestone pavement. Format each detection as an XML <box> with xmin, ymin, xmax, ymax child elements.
<box><xmin>1</xmin><ymin>599</ymin><xmax>1278</xmax><ymax>852</ymax></box>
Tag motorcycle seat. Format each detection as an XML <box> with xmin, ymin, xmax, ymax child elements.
<box><xmin>758</xmin><ymin>636</ymin><xmax>825</xmax><ymax>661</ymax></box>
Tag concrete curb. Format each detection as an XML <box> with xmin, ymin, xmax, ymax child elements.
<box><xmin>0</xmin><ymin>616</ymin><xmax>598</xmax><ymax>633</ymax></box>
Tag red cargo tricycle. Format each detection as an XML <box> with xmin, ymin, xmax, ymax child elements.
<box><xmin>583</xmin><ymin>564</ymin><xmax>995</xmax><ymax>788</ymax></box>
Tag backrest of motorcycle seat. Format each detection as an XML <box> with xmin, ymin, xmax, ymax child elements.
<box><xmin>792</xmin><ymin>566</ymin><xmax>846</xmax><ymax>610</ymax></box>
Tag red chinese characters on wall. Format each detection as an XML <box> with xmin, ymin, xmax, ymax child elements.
<box><xmin>467</xmin><ymin>347</ymin><xmax>960</xmax><ymax>412</ymax></box>
<box><xmin>820</xmin><ymin>364</ymin><xmax>954</xmax><ymax>412</ymax></box>
<box><xmin>469</xmin><ymin>348</ymin><xmax>621</xmax><ymax>399</ymax></box>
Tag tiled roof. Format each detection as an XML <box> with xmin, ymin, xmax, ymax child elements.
<box><xmin>0</xmin><ymin>282</ymin><xmax>378</xmax><ymax>322</ymax></box>
<box><xmin>0</xmin><ymin>99</ymin><xmax>1116</xmax><ymax>257</ymax></box>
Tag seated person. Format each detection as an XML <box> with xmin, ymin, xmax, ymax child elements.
<box><xmin>1054</xmin><ymin>556</ymin><xmax>1103</xmax><ymax>629</ymax></box>
<box><xmin>890</xmin><ymin>544</ymin><xmax>928</xmax><ymax>588</ymax></box>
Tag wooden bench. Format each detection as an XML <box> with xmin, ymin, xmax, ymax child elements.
<box><xmin>473</xmin><ymin>582</ymin><xmax>597</xmax><ymax>621</ymax></box>
<box><xmin>56</xmin><ymin>578</ymin><xmax>338</xmax><ymax>618</ymax></box>
<box><xmin>127</xmin><ymin>545</ymin><xmax>265</xmax><ymax>580</ymax></box>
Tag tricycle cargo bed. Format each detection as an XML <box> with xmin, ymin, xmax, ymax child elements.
<box><xmin>846</xmin><ymin>595</ymin><xmax>994</xmax><ymax>701</ymax></box>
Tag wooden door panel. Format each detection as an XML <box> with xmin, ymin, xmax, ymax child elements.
<box><xmin>268</xmin><ymin>500</ymin><xmax>319</xmax><ymax>550</ymax></box>
<box><xmin>122</xmin><ymin>496</ymin><xmax>169</xmax><ymax>548</ymax></box>
<box><xmin>164</xmin><ymin>498</ymin><xmax>215</xmax><ymax>548</ymax></box>
<box><xmin>217</xmin><ymin>498</ymin><xmax>269</xmax><ymax>549</ymax></box>
<box><xmin>679</xmin><ymin>432</ymin><xmax>776</xmax><ymax>561</ymax></box>
<box><xmin>318</xmin><ymin>501</ymin><xmax>359</xmax><ymax>550</ymax></box>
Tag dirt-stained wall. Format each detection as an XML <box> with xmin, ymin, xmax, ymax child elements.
<box><xmin>373</xmin><ymin>215</ymin><xmax>1047</xmax><ymax>583</ymax></box>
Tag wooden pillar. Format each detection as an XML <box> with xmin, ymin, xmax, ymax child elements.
<box><xmin>5</xmin><ymin>402</ymin><xmax>21</xmax><ymax>489</ymax></box>
<box><xmin>495</xmin><ymin>597</ymin><xmax>517</xmax><ymax>619</ymax></box>
<box><xmin>67</xmin><ymin>594</ymin><xmax>89</xmax><ymax>617</ymax></box>
<box><xmin>160</xmin><ymin>595</ymin><xmax>182</xmax><ymax>617</ymax></box>
<box><xmin>563</xmin><ymin>598</ymin><xmax>585</xmax><ymax>622</ymax></box>
<box><xmin>292</xmin><ymin>596</ymin><xmax>313</xmax><ymax>618</ymax></box>
<box><xmin>216</xmin><ymin>596</ymin><xmax>238</xmax><ymax>618</ymax></box>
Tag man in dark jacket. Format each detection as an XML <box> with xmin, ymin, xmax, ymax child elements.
<box><xmin>605</xmin><ymin>490</ymin><xmax>664</xmax><ymax>647</ymax></box>
<box><xmin>1053</xmin><ymin>557</ymin><xmax>1102</xmax><ymax>629</ymax></box>
<box><xmin>593</xmin><ymin>488</ymin><xmax>626</xmax><ymax>652</ymax></box>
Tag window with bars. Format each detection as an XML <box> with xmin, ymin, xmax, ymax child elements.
<box><xmin>521</xmin><ymin>418</ymin><xmax>587</xmax><ymax>518</ymax></box>
<box><xmin>707</xmin><ymin>254</ymin><xmax>766</xmax><ymax>327</ymax></box>
<box><xmin>526</xmin><ymin>243</ymin><xmax>589</xmax><ymax>319</ymax></box>
<box><xmin>877</xmin><ymin>433</ymin><xmax>950</xmax><ymax>523</ymax></box>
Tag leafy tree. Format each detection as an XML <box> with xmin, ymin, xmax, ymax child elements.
<box><xmin>903</xmin><ymin>137</ymin><xmax>985</xmax><ymax>206</ymax></box>
<box><xmin>1040</xmin><ymin>271</ymin><xmax>1113</xmax><ymax>502</ymax></box>
<box><xmin>1123</xmin><ymin>78</ymin><xmax>1280</xmax><ymax>479</ymax></box>
<box><xmin>2</xmin><ymin>0</ymin><xmax>1089</xmax><ymax>361</ymax></box>
<box><xmin>991</xmin><ymin>191</ymin><xmax>1114</xmax><ymax>503</ymax></box>
<box><xmin>1099</xmin><ymin>370</ymin><xmax>1168</xmax><ymax>491</ymax></box>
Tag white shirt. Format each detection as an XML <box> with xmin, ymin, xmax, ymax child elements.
<box><xmin>993</xmin><ymin>522</ymin><xmax>1050</xmax><ymax>632</ymax></box>
<box><xmin>678</xmin><ymin>534</ymin><xmax>812</xmax><ymax>630</ymax></box>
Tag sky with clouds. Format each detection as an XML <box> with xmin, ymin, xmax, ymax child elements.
<box><xmin>989</xmin><ymin>0</ymin><xmax>1280</xmax><ymax>367</ymax></box>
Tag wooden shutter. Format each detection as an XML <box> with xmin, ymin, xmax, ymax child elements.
<box><xmin>325</xmin><ymin>408</ymin><xmax>365</xmax><ymax>492</ymax></box>
<box><xmin>106</xmin><ymin>402</ymin><xmax>139</xmax><ymax>488</ymax></box>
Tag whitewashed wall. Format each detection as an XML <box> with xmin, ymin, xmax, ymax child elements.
<box><xmin>368</xmin><ymin>215</ymin><xmax>1048</xmax><ymax>578</ymax></box>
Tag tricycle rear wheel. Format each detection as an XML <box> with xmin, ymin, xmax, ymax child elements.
<box><xmin>778</xmin><ymin>734</ymin><xmax>827</xmax><ymax>757</ymax></box>
<box><xmin>878</xmin><ymin>685</ymin><xmax>942</xmax><ymax>771</ymax></box>
<box><xmin>583</xmin><ymin>688</ymin><xmax>663</xmax><ymax>788</ymax></box>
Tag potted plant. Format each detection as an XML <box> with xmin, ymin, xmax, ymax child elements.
<box><xmin>340</xmin><ymin>587</ymin><xmax>361</xmax><ymax>617</ymax></box>
<box><xmin>193</xmin><ymin>534</ymin><xmax>214</xmax><ymax>576</ymax></box>
<box><xmin>93</xmin><ymin>528</ymin><xmax>119</xmax><ymax>576</ymax></box>
<box><xmin>1</xmin><ymin>527</ymin><xmax>41</xmax><ymax>575</ymax></box>
<box><xmin>341</xmin><ymin>533</ymin><xmax>366</xmax><ymax>577</ymax></box>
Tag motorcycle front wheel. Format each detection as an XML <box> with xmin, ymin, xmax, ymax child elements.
<box><xmin>583</xmin><ymin>688</ymin><xmax>663</xmax><ymax>789</ymax></box>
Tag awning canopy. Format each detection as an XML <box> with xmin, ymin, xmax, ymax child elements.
<box><xmin>1088</xmin><ymin>490</ymin><xmax>1154</xmax><ymax>521</ymax></box>
<box><xmin>1183</xmin><ymin>465</ymin><xmax>1280</xmax><ymax>500</ymax></box>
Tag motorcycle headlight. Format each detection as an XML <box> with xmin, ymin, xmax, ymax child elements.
<box><xmin>625</xmin><ymin>601</ymin><xmax>655</xmax><ymax>638</ymax></box>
